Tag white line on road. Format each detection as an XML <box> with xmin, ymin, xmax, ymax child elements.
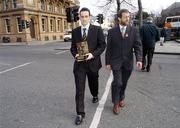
<box><xmin>0</xmin><ymin>62</ymin><xmax>33</xmax><ymax>74</ymax></box>
<box><xmin>89</xmin><ymin>72</ymin><xmax>113</xmax><ymax>128</ymax></box>
<box><xmin>55</xmin><ymin>50</ymin><xmax>69</xmax><ymax>55</ymax></box>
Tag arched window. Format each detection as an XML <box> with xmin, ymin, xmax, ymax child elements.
<box><xmin>40</xmin><ymin>0</ymin><xmax>45</xmax><ymax>10</ymax></box>
<box><xmin>49</xmin><ymin>3</ymin><xmax>54</xmax><ymax>12</ymax></box>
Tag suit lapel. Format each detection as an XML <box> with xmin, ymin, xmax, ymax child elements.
<box><xmin>116</xmin><ymin>25</ymin><xmax>131</xmax><ymax>39</ymax></box>
<box><xmin>87</xmin><ymin>24</ymin><xmax>93</xmax><ymax>43</ymax></box>
<box><xmin>77</xmin><ymin>26</ymin><xmax>82</xmax><ymax>41</ymax></box>
<box><xmin>125</xmin><ymin>25</ymin><xmax>131</xmax><ymax>38</ymax></box>
<box><xmin>115</xmin><ymin>26</ymin><xmax>123</xmax><ymax>40</ymax></box>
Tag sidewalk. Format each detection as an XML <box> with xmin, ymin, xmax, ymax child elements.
<box><xmin>176</xmin><ymin>39</ymin><xmax>180</xmax><ymax>43</ymax></box>
<box><xmin>1</xmin><ymin>40</ymin><xmax>180</xmax><ymax>54</ymax></box>
<box><xmin>0</xmin><ymin>40</ymin><xmax>63</xmax><ymax>46</ymax></box>
<box><xmin>155</xmin><ymin>41</ymin><xmax>180</xmax><ymax>55</ymax></box>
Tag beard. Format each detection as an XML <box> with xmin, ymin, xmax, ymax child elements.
<box><xmin>120</xmin><ymin>20</ymin><xmax>129</xmax><ymax>26</ymax></box>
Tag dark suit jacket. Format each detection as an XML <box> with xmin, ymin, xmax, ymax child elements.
<box><xmin>70</xmin><ymin>24</ymin><xmax>106</xmax><ymax>72</ymax></box>
<box><xmin>140</xmin><ymin>22</ymin><xmax>160</xmax><ymax>48</ymax></box>
<box><xmin>105</xmin><ymin>25</ymin><xmax>142</xmax><ymax>70</ymax></box>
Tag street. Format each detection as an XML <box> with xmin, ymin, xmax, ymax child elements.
<box><xmin>0</xmin><ymin>41</ymin><xmax>180</xmax><ymax>128</ymax></box>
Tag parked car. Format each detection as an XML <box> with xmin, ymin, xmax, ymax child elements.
<box><xmin>64</xmin><ymin>31</ymin><xmax>72</xmax><ymax>42</ymax></box>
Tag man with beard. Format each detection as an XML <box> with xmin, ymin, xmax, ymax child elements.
<box><xmin>105</xmin><ymin>9</ymin><xmax>142</xmax><ymax>115</ymax></box>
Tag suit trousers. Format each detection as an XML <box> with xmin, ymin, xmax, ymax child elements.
<box><xmin>73</xmin><ymin>62</ymin><xmax>99</xmax><ymax>116</ymax></box>
<box><xmin>112</xmin><ymin>68</ymin><xmax>132</xmax><ymax>105</ymax></box>
<box><xmin>142</xmin><ymin>48</ymin><xmax>155</xmax><ymax>68</ymax></box>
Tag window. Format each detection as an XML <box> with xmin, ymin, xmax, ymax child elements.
<box><xmin>27</xmin><ymin>0</ymin><xmax>34</xmax><ymax>5</ymax></box>
<box><xmin>172</xmin><ymin>18</ymin><xmax>179</xmax><ymax>22</ymax></box>
<box><xmin>166</xmin><ymin>18</ymin><xmax>172</xmax><ymax>23</ymax></box>
<box><xmin>57</xmin><ymin>19</ymin><xmax>61</xmax><ymax>32</ymax></box>
<box><xmin>12</xmin><ymin>0</ymin><xmax>17</xmax><ymax>8</ymax></box>
<box><xmin>50</xmin><ymin>19</ymin><xmax>54</xmax><ymax>32</ymax></box>
<box><xmin>58</xmin><ymin>6</ymin><xmax>62</xmax><ymax>14</ymax></box>
<box><xmin>41</xmin><ymin>18</ymin><xmax>46</xmax><ymax>32</ymax></box>
<box><xmin>16</xmin><ymin>17</ymin><xmax>22</xmax><ymax>32</ymax></box>
<box><xmin>3</xmin><ymin>0</ymin><xmax>9</xmax><ymax>10</ymax></box>
<box><xmin>40</xmin><ymin>0</ymin><xmax>45</xmax><ymax>10</ymax></box>
<box><xmin>5</xmin><ymin>19</ymin><xmax>11</xmax><ymax>33</ymax></box>
<box><xmin>64</xmin><ymin>20</ymin><xmax>67</xmax><ymax>30</ymax></box>
<box><xmin>49</xmin><ymin>3</ymin><xmax>54</xmax><ymax>12</ymax></box>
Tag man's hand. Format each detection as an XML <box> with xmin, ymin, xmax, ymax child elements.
<box><xmin>106</xmin><ymin>65</ymin><xmax>111</xmax><ymax>70</ymax></box>
<box><xmin>86</xmin><ymin>53</ymin><xmax>94</xmax><ymax>60</ymax></box>
<box><xmin>136</xmin><ymin>61</ymin><xmax>142</xmax><ymax>70</ymax></box>
<box><xmin>75</xmin><ymin>54</ymin><xmax>79</xmax><ymax>59</ymax></box>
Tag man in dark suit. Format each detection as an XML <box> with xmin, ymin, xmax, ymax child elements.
<box><xmin>105</xmin><ymin>9</ymin><xmax>142</xmax><ymax>115</ymax></box>
<box><xmin>70</xmin><ymin>7</ymin><xmax>106</xmax><ymax>125</ymax></box>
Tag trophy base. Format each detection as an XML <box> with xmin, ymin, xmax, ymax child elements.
<box><xmin>76</xmin><ymin>55</ymin><xmax>88</xmax><ymax>62</ymax></box>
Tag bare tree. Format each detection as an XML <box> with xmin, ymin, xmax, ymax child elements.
<box><xmin>138</xmin><ymin>0</ymin><xmax>143</xmax><ymax>28</ymax></box>
<box><xmin>96</xmin><ymin>0</ymin><xmax>142</xmax><ymax>26</ymax></box>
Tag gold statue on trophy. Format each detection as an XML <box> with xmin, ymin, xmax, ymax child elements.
<box><xmin>76</xmin><ymin>40</ymin><xmax>89</xmax><ymax>62</ymax></box>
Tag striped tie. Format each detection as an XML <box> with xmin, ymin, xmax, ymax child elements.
<box><xmin>82</xmin><ymin>28</ymin><xmax>87</xmax><ymax>40</ymax></box>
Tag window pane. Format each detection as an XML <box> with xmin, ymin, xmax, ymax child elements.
<box><xmin>5</xmin><ymin>19</ymin><xmax>11</xmax><ymax>33</ymax></box>
<box><xmin>42</xmin><ymin>18</ymin><xmax>45</xmax><ymax>31</ymax></box>
<box><xmin>167</xmin><ymin>18</ymin><xmax>172</xmax><ymax>23</ymax></box>
<box><xmin>13</xmin><ymin>0</ymin><xmax>17</xmax><ymax>8</ymax></box>
<box><xmin>172</xmin><ymin>18</ymin><xmax>179</xmax><ymax>22</ymax></box>
<box><xmin>17</xmin><ymin>17</ymin><xmax>22</xmax><ymax>32</ymax></box>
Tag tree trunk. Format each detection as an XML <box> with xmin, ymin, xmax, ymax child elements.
<box><xmin>138</xmin><ymin>0</ymin><xmax>143</xmax><ymax>28</ymax></box>
<box><xmin>117</xmin><ymin>0</ymin><xmax>120</xmax><ymax>13</ymax></box>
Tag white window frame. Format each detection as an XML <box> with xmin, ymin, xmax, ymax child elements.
<box><xmin>16</xmin><ymin>16</ymin><xmax>22</xmax><ymax>33</ymax></box>
<box><xmin>49</xmin><ymin>3</ymin><xmax>54</xmax><ymax>12</ymax></box>
<box><xmin>3</xmin><ymin>0</ymin><xmax>8</xmax><ymax>10</ymax></box>
<box><xmin>57</xmin><ymin>19</ymin><xmax>61</xmax><ymax>32</ymax></box>
<box><xmin>4</xmin><ymin>18</ymin><xmax>11</xmax><ymax>33</ymax></box>
<box><xmin>41</xmin><ymin>18</ymin><xmax>46</xmax><ymax>32</ymax></box>
<box><xmin>40</xmin><ymin>0</ymin><xmax>45</xmax><ymax>11</ymax></box>
<box><xmin>50</xmin><ymin>19</ymin><xmax>54</xmax><ymax>32</ymax></box>
<box><xmin>12</xmin><ymin>0</ymin><xmax>17</xmax><ymax>8</ymax></box>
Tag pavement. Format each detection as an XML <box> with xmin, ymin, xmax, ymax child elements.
<box><xmin>0</xmin><ymin>40</ymin><xmax>63</xmax><ymax>46</ymax></box>
<box><xmin>155</xmin><ymin>41</ymin><xmax>180</xmax><ymax>55</ymax></box>
<box><xmin>0</xmin><ymin>41</ymin><xmax>180</xmax><ymax>128</ymax></box>
<box><xmin>1</xmin><ymin>40</ymin><xmax>180</xmax><ymax>54</ymax></box>
<box><xmin>176</xmin><ymin>39</ymin><xmax>180</xmax><ymax>43</ymax></box>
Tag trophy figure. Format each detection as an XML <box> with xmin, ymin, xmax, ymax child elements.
<box><xmin>76</xmin><ymin>40</ymin><xmax>89</xmax><ymax>62</ymax></box>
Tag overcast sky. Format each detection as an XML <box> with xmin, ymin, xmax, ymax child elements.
<box><xmin>79</xmin><ymin>0</ymin><xmax>180</xmax><ymax>16</ymax></box>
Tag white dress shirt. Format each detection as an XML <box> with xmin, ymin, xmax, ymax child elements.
<box><xmin>81</xmin><ymin>23</ymin><xmax>90</xmax><ymax>37</ymax></box>
<box><xmin>119</xmin><ymin>24</ymin><xmax>127</xmax><ymax>37</ymax></box>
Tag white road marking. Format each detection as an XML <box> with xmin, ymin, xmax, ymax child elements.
<box><xmin>0</xmin><ymin>62</ymin><xmax>33</xmax><ymax>74</ymax></box>
<box><xmin>55</xmin><ymin>50</ymin><xmax>69</xmax><ymax>55</ymax></box>
<box><xmin>89</xmin><ymin>72</ymin><xmax>113</xmax><ymax>128</ymax></box>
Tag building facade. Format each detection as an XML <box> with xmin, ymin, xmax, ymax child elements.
<box><xmin>0</xmin><ymin>0</ymin><xmax>79</xmax><ymax>43</ymax></box>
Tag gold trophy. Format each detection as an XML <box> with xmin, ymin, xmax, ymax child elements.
<box><xmin>76</xmin><ymin>40</ymin><xmax>89</xmax><ymax>62</ymax></box>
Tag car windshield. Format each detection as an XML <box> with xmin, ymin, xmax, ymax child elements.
<box><xmin>65</xmin><ymin>31</ymin><xmax>72</xmax><ymax>34</ymax></box>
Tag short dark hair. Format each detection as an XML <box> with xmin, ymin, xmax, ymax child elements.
<box><xmin>80</xmin><ymin>7</ymin><xmax>91</xmax><ymax>16</ymax></box>
<box><xmin>117</xmin><ymin>9</ymin><xmax>129</xmax><ymax>18</ymax></box>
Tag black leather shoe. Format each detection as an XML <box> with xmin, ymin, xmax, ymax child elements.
<box><xmin>141</xmin><ymin>66</ymin><xmax>145</xmax><ymax>71</ymax></box>
<box><xmin>75</xmin><ymin>115</ymin><xmax>84</xmax><ymax>125</ymax></box>
<box><xmin>92</xmin><ymin>96</ymin><xmax>98</xmax><ymax>103</ymax></box>
<box><xmin>146</xmin><ymin>66</ymin><xmax>151</xmax><ymax>72</ymax></box>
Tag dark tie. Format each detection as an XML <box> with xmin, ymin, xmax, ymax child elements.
<box><xmin>82</xmin><ymin>28</ymin><xmax>87</xmax><ymax>40</ymax></box>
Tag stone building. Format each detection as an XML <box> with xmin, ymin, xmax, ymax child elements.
<box><xmin>0</xmin><ymin>0</ymin><xmax>79</xmax><ymax>43</ymax></box>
